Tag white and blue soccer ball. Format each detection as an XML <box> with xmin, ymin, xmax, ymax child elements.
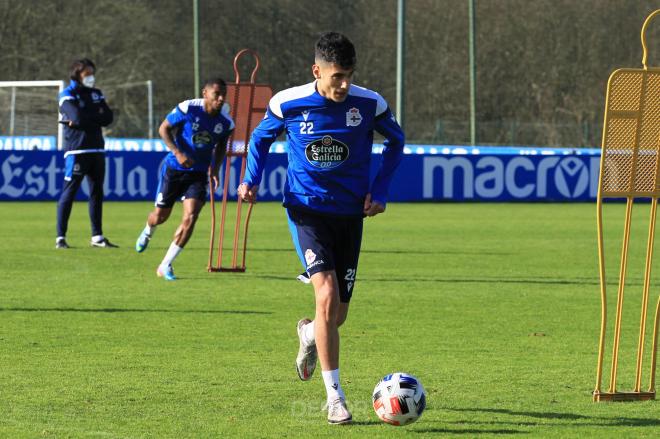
<box><xmin>372</xmin><ymin>372</ymin><xmax>426</xmax><ymax>426</ymax></box>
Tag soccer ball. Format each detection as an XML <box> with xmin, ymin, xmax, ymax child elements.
<box><xmin>372</xmin><ymin>372</ymin><xmax>426</xmax><ymax>426</ymax></box>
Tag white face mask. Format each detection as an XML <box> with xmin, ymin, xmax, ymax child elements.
<box><xmin>81</xmin><ymin>75</ymin><xmax>95</xmax><ymax>88</ymax></box>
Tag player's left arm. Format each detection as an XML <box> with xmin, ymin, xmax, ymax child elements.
<box><xmin>366</xmin><ymin>107</ymin><xmax>405</xmax><ymax>217</ymax></box>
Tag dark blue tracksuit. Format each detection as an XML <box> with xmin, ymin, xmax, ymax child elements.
<box><xmin>56</xmin><ymin>80</ymin><xmax>113</xmax><ymax>238</ymax></box>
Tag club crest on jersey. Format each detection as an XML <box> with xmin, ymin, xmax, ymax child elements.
<box><xmin>192</xmin><ymin>131</ymin><xmax>212</xmax><ymax>145</ymax></box>
<box><xmin>305</xmin><ymin>135</ymin><xmax>350</xmax><ymax>169</ymax></box>
<box><xmin>213</xmin><ymin>123</ymin><xmax>224</xmax><ymax>134</ymax></box>
<box><xmin>346</xmin><ymin>107</ymin><xmax>362</xmax><ymax>127</ymax></box>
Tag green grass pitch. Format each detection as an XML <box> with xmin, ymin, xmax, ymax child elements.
<box><xmin>0</xmin><ymin>201</ymin><xmax>658</xmax><ymax>437</ymax></box>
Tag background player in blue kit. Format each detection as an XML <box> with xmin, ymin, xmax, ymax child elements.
<box><xmin>135</xmin><ymin>78</ymin><xmax>234</xmax><ymax>280</ymax></box>
<box><xmin>238</xmin><ymin>32</ymin><xmax>405</xmax><ymax>424</ymax></box>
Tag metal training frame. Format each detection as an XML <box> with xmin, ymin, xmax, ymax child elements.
<box><xmin>594</xmin><ymin>9</ymin><xmax>660</xmax><ymax>402</ymax></box>
<box><xmin>208</xmin><ymin>49</ymin><xmax>273</xmax><ymax>272</ymax></box>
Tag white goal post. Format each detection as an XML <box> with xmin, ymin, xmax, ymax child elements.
<box><xmin>0</xmin><ymin>80</ymin><xmax>65</xmax><ymax>150</ymax></box>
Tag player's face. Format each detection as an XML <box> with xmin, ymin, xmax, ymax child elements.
<box><xmin>313</xmin><ymin>61</ymin><xmax>354</xmax><ymax>102</ymax></box>
<box><xmin>203</xmin><ymin>84</ymin><xmax>226</xmax><ymax>113</ymax></box>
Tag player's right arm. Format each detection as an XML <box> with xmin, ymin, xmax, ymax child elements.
<box><xmin>239</xmin><ymin>105</ymin><xmax>285</xmax><ymax>202</ymax></box>
<box><xmin>59</xmin><ymin>92</ymin><xmax>93</xmax><ymax>129</ymax></box>
<box><xmin>159</xmin><ymin>119</ymin><xmax>192</xmax><ymax>168</ymax></box>
<box><xmin>160</xmin><ymin>103</ymin><xmax>193</xmax><ymax>168</ymax></box>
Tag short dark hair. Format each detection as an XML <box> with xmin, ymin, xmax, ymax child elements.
<box><xmin>70</xmin><ymin>58</ymin><xmax>96</xmax><ymax>81</ymax></box>
<box><xmin>203</xmin><ymin>77</ymin><xmax>227</xmax><ymax>94</ymax></box>
<box><xmin>315</xmin><ymin>32</ymin><xmax>356</xmax><ymax>69</ymax></box>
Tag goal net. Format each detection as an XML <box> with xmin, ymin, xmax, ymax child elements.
<box><xmin>0</xmin><ymin>80</ymin><xmax>65</xmax><ymax>150</ymax></box>
<box><xmin>102</xmin><ymin>80</ymin><xmax>154</xmax><ymax>140</ymax></box>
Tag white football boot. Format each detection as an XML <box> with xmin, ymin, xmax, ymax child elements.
<box><xmin>327</xmin><ymin>397</ymin><xmax>352</xmax><ymax>425</ymax></box>
<box><xmin>295</xmin><ymin>318</ymin><xmax>317</xmax><ymax>381</ymax></box>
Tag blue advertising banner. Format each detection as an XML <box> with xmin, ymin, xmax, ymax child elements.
<box><xmin>0</xmin><ymin>148</ymin><xmax>601</xmax><ymax>202</ymax></box>
<box><xmin>0</xmin><ymin>136</ymin><xmax>58</xmax><ymax>151</ymax></box>
<box><xmin>412</xmin><ymin>154</ymin><xmax>600</xmax><ymax>201</ymax></box>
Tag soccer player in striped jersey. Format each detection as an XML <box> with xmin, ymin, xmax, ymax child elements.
<box><xmin>239</xmin><ymin>32</ymin><xmax>405</xmax><ymax>424</ymax></box>
<box><xmin>135</xmin><ymin>78</ymin><xmax>234</xmax><ymax>280</ymax></box>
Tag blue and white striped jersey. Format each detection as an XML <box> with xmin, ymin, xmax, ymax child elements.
<box><xmin>164</xmin><ymin>99</ymin><xmax>235</xmax><ymax>173</ymax></box>
<box><xmin>244</xmin><ymin>81</ymin><xmax>405</xmax><ymax>216</ymax></box>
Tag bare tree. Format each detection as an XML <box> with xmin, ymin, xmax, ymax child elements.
<box><xmin>0</xmin><ymin>0</ymin><xmax>658</xmax><ymax>145</ymax></box>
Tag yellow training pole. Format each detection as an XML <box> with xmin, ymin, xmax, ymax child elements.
<box><xmin>609</xmin><ymin>198</ymin><xmax>634</xmax><ymax>393</ymax></box>
<box><xmin>635</xmin><ymin>199</ymin><xmax>658</xmax><ymax>391</ymax></box>
<box><xmin>650</xmin><ymin>295</ymin><xmax>659</xmax><ymax>392</ymax></box>
<box><xmin>594</xmin><ymin>196</ymin><xmax>607</xmax><ymax>396</ymax></box>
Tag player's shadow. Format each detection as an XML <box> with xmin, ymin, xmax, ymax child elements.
<box><xmin>361</xmin><ymin>249</ymin><xmax>514</xmax><ymax>256</ymax></box>
<box><xmin>248</xmin><ymin>273</ymin><xmax>601</xmax><ymax>287</ymax></box>
<box><xmin>350</xmin><ymin>420</ymin><xmax>383</xmax><ymax>426</ymax></box>
<box><xmin>361</xmin><ymin>276</ymin><xmax>600</xmax><ymax>286</ymax></box>
<box><xmin>444</xmin><ymin>407</ymin><xmax>660</xmax><ymax>428</ymax></box>
<box><xmin>235</xmin><ymin>247</ymin><xmax>513</xmax><ymax>256</ymax></box>
<box><xmin>409</xmin><ymin>406</ymin><xmax>660</xmax><ymax>435</ymax></box>
<box><xmin>0</xmin><ymin>307</ymin><xmax>271</xmax><ymax>315</ymax></box>
<box><xmin>412</xmin><ymin>427</ymin><xmax>524</xmax><ymax>435</ymax></box>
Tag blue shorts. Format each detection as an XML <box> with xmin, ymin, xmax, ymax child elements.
<box><xmin>155</xmin><ymin>165</ymin><xmax>207</xmax><ymax>208</ymax></box>
<box><xmin>287</xmin><ymin>208</ymin><xmax>363</xmax><ymax>303</ymax></box>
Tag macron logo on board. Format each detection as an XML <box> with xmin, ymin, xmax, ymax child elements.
<box><xmin>422</xmin><ymin>155</ymin><xmax>599</xmax><ymax>200</ymax></box>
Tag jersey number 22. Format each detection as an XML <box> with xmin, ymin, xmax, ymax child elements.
<box><xmin>299</xmin><ymin>122</ymin><xmax>314</xmax><ymax>134</ymax></box>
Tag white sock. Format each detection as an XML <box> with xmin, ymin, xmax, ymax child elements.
<box><xmin>302</xmin><ymin>320</ymin><xmax>315</xmax><ymax>345</ymax></box>
<box><xmin>161</xmin><ymin>242</ymin><xmax>183</xmax><ymax>267</ymax></box>
<box><xmin>322</xmin><ymin>369</ymin><xmax>345</xmax><ymax>402</ymax></box>
<box><xmin>56</xmin><ymin>236</ymin><xmax>65</xmax><ymax>242</ymax></box>
<box><xmin>145</xmin><ymin>222</ymin><xmax>156</xmax><ymax>236</ymax></box>
<box><xmin>92</xmin><ymin>235</ymin><xmax>104</xmax><ymax>243</ymax></box>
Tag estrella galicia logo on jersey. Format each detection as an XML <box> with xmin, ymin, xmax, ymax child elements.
<box><xmin>192</xmin><ymin>131</ymin><xmax>212</xmax><ymax>145</ymax></box>
<box><xmin>346</xmin><ymin>107</ymin><xmax>362</xmax><ymax>127</ymax></box>
<box><xmin>305</xmin><ymin>136</ymin><xmax>349</xmax><ymax>169</ymax></box>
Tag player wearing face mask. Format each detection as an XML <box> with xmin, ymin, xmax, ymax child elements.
<box><xmin>56</xmin><ymin>58</ymin><xmax>116</xmax><ymax>249</ymax></box>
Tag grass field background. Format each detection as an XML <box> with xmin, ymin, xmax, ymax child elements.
<box><xmin>1</xmin><ymin>201</ymin><xmax>659</xmax><ymax>438</ymax></box>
